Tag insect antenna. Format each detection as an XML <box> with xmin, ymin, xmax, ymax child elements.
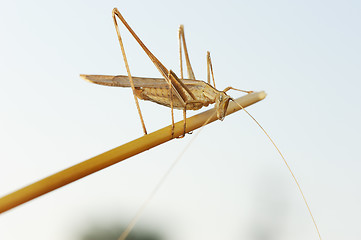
<box><xmin>230</xmin><ymin>98</ymin><xmax>322</xmax><ymax>240</ymax></box>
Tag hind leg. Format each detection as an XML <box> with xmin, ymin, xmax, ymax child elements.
<box><xmin>112</xmin><ymin>8</ymin><xmax>147</xmax><ymax>135</ymax></box>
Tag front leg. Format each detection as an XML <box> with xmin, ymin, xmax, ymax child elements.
<box><xmin>223</xmin><ymin>86</ymin><xmax>253</xmax><ymax>94</ymax></box>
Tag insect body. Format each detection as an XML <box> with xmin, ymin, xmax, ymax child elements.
<box><xmin>80</xmin><ymin>74</ymin><xmax>232</xmax><ymax>120</ymax></box>
<box><xmin>81</xmin><ymin>8</ymin><xmax>251</xmax><ymax>136</ymax></box>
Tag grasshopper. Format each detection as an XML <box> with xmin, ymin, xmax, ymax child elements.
<box><xmin>81</xmin><ymin>8</ymin><xmax>322</xmax><ymax>240</ymax></box>
<box><xmin>81</xmin><ymin>8</ymin><xmax>252</xmax><ymax>137</ymax></box>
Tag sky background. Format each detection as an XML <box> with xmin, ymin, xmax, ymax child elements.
<box><xmin>1</xmin><ymin>0</ymin><xmax>360</xmax><ymax>239</ymax></box>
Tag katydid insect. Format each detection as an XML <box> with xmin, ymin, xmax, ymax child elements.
<box><xmin>81</xmin><ymin>8</ymin><xmax>252</xmax><ymax>137</ymax></box>
<box><xmin>81</xmin><ymin>8</ymin><xmax>322</xmax><ymax>240</ymax></box>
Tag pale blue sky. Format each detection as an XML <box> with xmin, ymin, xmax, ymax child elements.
<box><xmin>1</xmin><ymin>1</ymin><xmax>360</xmax><ymax>239</ymax></box>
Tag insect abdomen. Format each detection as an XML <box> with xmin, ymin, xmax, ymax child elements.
<box><xmin>135</xmin><ymin>87</ymin><xmax>213</xmax><ymax>110</ymax></box>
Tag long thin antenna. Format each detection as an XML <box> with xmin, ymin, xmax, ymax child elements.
<box><xmin>231</xmin><ymin>99</ymin><xmax>322</xmax><ymax>240</ymax></box>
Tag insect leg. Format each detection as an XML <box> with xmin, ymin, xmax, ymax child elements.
<box><xmin>207</xmin><ymin>52</ymin><xmax>252</xmax><ymax>94</ymax></box>
<box><xmin>168</xmin><ymin>70</ymin><xmax>196</xmax><ymax>138</ymax></box>
<box><xmin>207</xmin><ymin>51</ymin><xmax>216</xmax><ymax>88</ymax></box>
<box><xmin>182</xmin><ymin>108</ymin><xmax>187</xmax><ymax>137</ymax></box>
<box><xmin>112</xmin><ymin>8</ymin><xmax>184</xmax><ymax>103</ymax></box>
<box><xmin>178</xmin><ymin>25</ymin><xmax>196</xmax><ymax>80</ymax></box>
<box><xmin>112</xmin><ymin>9</ymin><xmax>147</xmax><ymax>135</ymax></box>
<box><xmin>167</xmin><ymin>71</ymin><xmax>175</xmax><ymax>138</ymax></box>
<box><xmin>169</xmin><ymin>70</ymin><xmax>197</xmax><ymax>138</ymax></box>
<box><xmin>112</xmin><ymin>9</ymin><xmax>195</xmax><ymax>138</ymax></box>
<box><xmin>223</xmin><ymin>86</ymin><xmax>253</xmax><ymax>94</ymax></box>
<box><xmin>178</xmin><ymin>25</ymin><xmax>198</xmax><ymax>136</ymax></box>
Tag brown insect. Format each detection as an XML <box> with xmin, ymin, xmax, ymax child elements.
<box><xmin>81</xmin><ymin>8</ymin><xmax>323</xmax><ymax>240</ymax></box>
<box><xmin>81</xmin><ymin>8</ymin><xmax>251</xmax><ymax>137</ymax></box>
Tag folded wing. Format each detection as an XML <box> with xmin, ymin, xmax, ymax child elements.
<box><xmin>80</xmin><ymin>74</ymin><xmax>204</xmax><ymax>88</ymax></box>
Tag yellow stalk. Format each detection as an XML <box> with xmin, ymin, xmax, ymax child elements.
<box><xmin>0</xmin><ymin>91</ymin><xmax>266</xmax><ymax>214</ymax></box>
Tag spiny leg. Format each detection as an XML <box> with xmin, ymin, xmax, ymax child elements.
<box><xmin>112</xmin><ymin>9</ymin><xmax>147</xmax><ymax>135</ymax></box>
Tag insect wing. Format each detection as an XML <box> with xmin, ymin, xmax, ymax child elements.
<box><xmin>81</xmin><ymin>74</ymin><xmax>205</xmax><ymax>89</ymax></box>
<box><xmin>80</xmin><ymin>74</ymin><xmax>170</xmax><ymax>88</ymax></box>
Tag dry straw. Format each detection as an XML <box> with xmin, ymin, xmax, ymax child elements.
<box><xmin>0</xmin><ymin>91</ymin><xmax>266</xmax><ymax>214</ymax></box>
